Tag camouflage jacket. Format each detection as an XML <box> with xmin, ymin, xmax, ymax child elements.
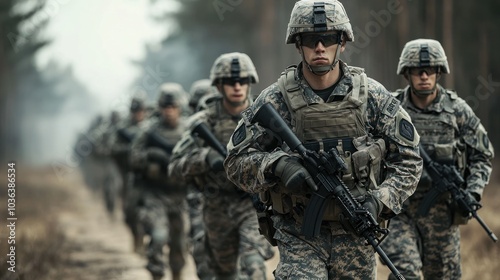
<box><xmin>394</xmin><ymin>85</ymin><xmax>494</xmax><ymax>198</ymax></box>
<box><xmin>224</xmin><ymin>61</ymin><xmax>423</xmax><ymax>215</ymax></box>
<box><xmin>169</xmin><ymin>98</ymin><xmax>245</xmax><ymax>194</ymax></box>
<box><xmin>130</xmin><ymin>116</ymin><xmax>185</xmax><ymax>190</ymax></box>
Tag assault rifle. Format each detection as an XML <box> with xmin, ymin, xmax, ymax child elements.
<box><xmin>417</xmin><ymin>146</ymin><xmax>497</xmax><ymax>242</ymax></box>
<box><xmin>251</xmin><ymin>102</ymin><xmax>405</xmax><ymax>279</ymax></box>
<box><xmin>117</xmin><ymin>127</ymin><xmax>135</xmax><ymax>143</ymax></box>
<box><xmin>146</xmin><ymin>131</ymin><xmax>176</xmax><ymax>154</ymax></box>
<box><xmin>191</xmin><ymin>121</ymin><xmax>227</xmax><ymax>157</ymax></box>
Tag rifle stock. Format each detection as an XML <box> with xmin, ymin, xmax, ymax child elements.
<box><xmin>418</xmin><ymin>146</ymin><xmax>497</xmax><ymax>242</ymax></box>
<box><xmin>251</xmin><ymin>103</ymin><xmax>405</xmax><ymax>279</ymax></box>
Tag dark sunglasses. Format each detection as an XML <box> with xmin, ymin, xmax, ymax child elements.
<box><xmin>409</xmin><ymin>67</ymin><xmax>438</xmax><ymax>76</ymax></box>
<box><xmin>300</xmin><ymin>33</ymin><xmax>342</xmax><ymax>48</ymax></box>
<box><xmin>222</xmin><ymin>78</ymin><xmax>250</xmax><ymax>86</ymax></box>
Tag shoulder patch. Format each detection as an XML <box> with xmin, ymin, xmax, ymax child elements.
<box><xmin>399</xmin><ymin>118</ymin><xmax>415</xmax><ymax>142</ymax></box>
<box><xmin>241</xmin><ymin>107</ymin><xmax>254</xmax><ymax>126</ymax></box>
<box><xmin>231</xmin><ymin>125</ymin><xmax>246</xmax><ymax>146</ymax></box>
<box><xmin>382</xmin><ymin>97</ymin><xmax>400</xmax><ymax>117</ymax></box>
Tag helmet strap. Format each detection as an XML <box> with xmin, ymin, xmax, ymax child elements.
<box><xmin>299</xmin><ymin>41</ymin><xmax>342</xmax><ymax>76</ymax></box>
<box><xmin>407</xmin><ymin>68</ymin><xmax>440</xmax><ymax>96</ymax></box>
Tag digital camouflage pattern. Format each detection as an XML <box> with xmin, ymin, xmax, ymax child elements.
<box><xmin>272</xmin><ymin>214</ymin><xmax>376</xmax><ymax>279</ymax></box>
<box><xmin>384</xmin><ymin>198</ymin><xmax>461</xmax><ymax>280</ymax></box>
<box><xmin>130</xmin><ymin>116</ymin><xmax>187</xmax><ymax>279</ymax></box>
<box><xmin>209</xmin><ymin>52</ymin><xmax>259</xmax><ymax>84</ymax></box>
<box><xmin>225</xmin><ymin>61</ymin><xmax>422</xmax><ymax>278</ymax></box>
<box><xmin>397</xmin><ymin>39</ymin><xmax>450</xmax><ymax>74</ymax></box>
<box><xmin>385</xmin><ymin>85</ymin><xmax>494</xmax><ymax>279</ymax></box>
<box><xmin>226</xmin><ymin>61</ymin><xmax>422</xmax><ymax>215</ymax></box>
<box><xmin>169</xmin><ymin>97</ymin><xmax>274</xmax><ymax>279</ymax></box>
<box><xmin>286</xmin><ymin>0</ymin><xmax>354</xmax><ymax>44</ymax></box>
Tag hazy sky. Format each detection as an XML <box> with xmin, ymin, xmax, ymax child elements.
<box><xmin>36</xmin><ymin>0</ymin><xmax>170</xmax><ymax>112</ymax></box>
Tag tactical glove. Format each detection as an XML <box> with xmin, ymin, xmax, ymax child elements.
<box><xmin>147</xmin><ymin>147</ymin><xmax>169</xmax><ymax>165</ymax></box>
<box><xmin>205</xmin><ymin>149</ymin><xmax>225</xmax><ymax>172</ymax></box>
<box><xmin>273</xmin><ymin>156</ymin><xmax>318</xmax><ymax>192</ymax></box>
<box><xmin>362</xmin><ymin>195</ymin><xmax>383</xmax><ymax>219</ymax></box>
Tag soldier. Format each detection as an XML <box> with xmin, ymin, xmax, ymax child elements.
<box><xmin>186</xmin><ymin>78</ymin><xmax>218</xmax><ymax>280</ymax></box>
<box><xmin>169</xmin><ymin>52</ymin><xmax>274</xmax><ymax>280</ymax></box>
<box><xmin>130</xmin><ymin>83</ymin><xmax>188</xmax><ymax>280</ymax></box>
<box><xmin>382</xmin><ymin>39</ymin><xmax>495</xmax><ymax>280</ymax></box>
<box><xmin>109</xmin><ymin>97</ymin><xmax>148</xmax><ymax>253</ymax></box>
<box><xmin>224</xmin><ymin>1</ymin><xmax>423</xmax><ymax>279</ymax></box>
<box><xmin>95</xmin><ymin>110</ymin><xmax>122</xmax><ymax>216</ymax></box>
<box><xmin>188</xmin><ymin>78</ymin><xmax>218</xmax><ymax>113</ymax></box>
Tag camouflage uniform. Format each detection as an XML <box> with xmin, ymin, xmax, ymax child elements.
<box><xmin>384</xmin><ymin>39</ymin><xmax>494</xmax><ymax>280</ymax></box>
<box><xmin>89</xmin><ymin>111</ymin><xmax>122</xmax><ymax>216</ymax></box>
<box><xmin>109</xmin><ymin>98</ymin><xmax>149</xmax><ymax>253</ymax></box>
<box><xmin>169</xmin><ymin>52</ymin><xmax>274</xmax><ymax>280</ymax></box>
<box><xmin>130</xmin><ymin>84</ymin><xmax>188</xmax><ymax>280</ymax></box>
<box><xmin>224</xmin><ymin>1</ymin><xmax>422</xmax><ymax>279</ymax></box>
<box><xmin>186</xmin><ymin>79</ymin><xmax>219</xmax><ymax>280</ymax></box>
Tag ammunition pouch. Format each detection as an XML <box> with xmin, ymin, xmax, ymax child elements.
<box><xmin>255</xmin><ymin>191</ymin><xmax>277</xmax><ymax>246</ymax></box>
<box><xmin>257</xmin><ymin>209</ymin><xmax>277</xmax><ymax>246</ymax></box>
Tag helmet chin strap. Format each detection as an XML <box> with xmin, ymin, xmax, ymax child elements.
<box><xmin>300</xmin><ymin>43</ymin><xmax>342</xmax><ymax>76</ymax></box>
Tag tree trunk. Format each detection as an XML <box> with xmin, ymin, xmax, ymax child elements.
<box><xmin>442</xmin><ymin>0</ymin><xmax>454</xmax><ymax>88</ymax></box>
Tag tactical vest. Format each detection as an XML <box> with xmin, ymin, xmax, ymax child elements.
<box><xmin>204</xmin><ymin>98</ymin><xmax>244</xmax><ymax>193</ymax></box>
<box><xmin>394</xmin><ymin>87</ymin><xmax>466</xmax><ymax>194</ymax></box>
<box><xmin>271</xmin><ymin>66</ymin><xmax>386</xmax><ymax>222</ymax></box>
<box><xmin>144</xmin><ymin>120</ymin><xmax>185</xmax><ymax>192</ymax></box>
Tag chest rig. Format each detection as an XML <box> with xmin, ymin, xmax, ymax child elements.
<box><xmin>271</xmin><ymin>66</ymin><xmax>383</xmax><ymax>222</ymax></box>
<box><xmin>204</xmin><ymin>99</ymin><xmax>243</xmax><ymax>192</ymax></box>
<box><xmin>395</xmin><ymin>88</ymin><xmax>466</xmax><ymax>193</ymax></box>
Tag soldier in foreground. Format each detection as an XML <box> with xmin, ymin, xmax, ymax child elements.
<box><xmin>169</xmin><ymin>52</ymin><xmax>274</xmax><ymax>279</ymax></box>
<box><xmin>130</xmin><ymin>84</ymin><xmax>188</xmax><ymax>280</ymax></box>
<box><xmin>383</xmin><ymin>39</ymin><xmax>495</xmax><ymax>280</ymax></box>
<box><xmin>224</xmin><ymin>1</ymin><xmax>422</xmax><ymax>279</ymax></box>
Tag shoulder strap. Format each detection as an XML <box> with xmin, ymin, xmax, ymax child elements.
<box><xmin>277</xmin><ymin>65</ymin><xmax>304</xmax><ymax>127</ymax></box>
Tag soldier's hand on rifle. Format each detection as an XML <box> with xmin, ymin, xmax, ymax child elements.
<box><xmin>273</xmin><ymin>156</ymin><xmax>318</xmax><ymax>192</ymax></box>
<box><xmin>362</xmin><ymin>195</ymin><xmax>383</xmax><ymax>219</ymax></box>
<box><xmin>206</xmin><ymin>149</ymin><xmax>225</xmax><ymax>172</ymax></box>
<box><xmin>147</xmin><ymin>147</ymin><xmax>170</xmax><ymax>165</ymax></box>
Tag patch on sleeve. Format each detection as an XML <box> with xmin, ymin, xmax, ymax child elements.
<box><xmin>231</xmin><ymin>125</ymin><xmax>246</xmax><ymax>146</ymax></box>
<box><xmin>241</xmin><ymin>107</ymin><xmax>254</xmax><ymax>126</ymax></box>
<box><xmin>382</xmin><ymin>97</ymin><xmax>400</xmax><ymax>117</ymax></box>
<box><xmin>468</xmin><ymin>116</ymin><xmax>480</xmax><ymax>130</ymax></box>
<box><xmin>399</xmin><ymin>119</ymin><xmax>415</xmax><ymax>142</ymax></box>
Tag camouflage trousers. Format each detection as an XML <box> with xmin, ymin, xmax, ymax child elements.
<box><xmin>203</xmin><ymin>193</ymin><xmax>274</xmax><ymax>279</ymax></box>
<box><xmin>186</xmin><ymin>189</ymin><xmax>214</xmax><ymax>280</ymax></box>
<box><xmin>124</xmin><ymin>174</ymin><xmax>145</xmax><ymax>254</ymax></box>
<box><xmin>272</xmin><ymin>214</ymin><xmax>376</xmax><ymax>280</ymax></box>
<box><xmin>383</xmin><ymin>198</ymin><xmax>461</xmax><ymax>280</ymax></box>
<box><xmin>138</xmin><ymin>189</ymin><xmax>188</xmax><ymax>277</ymax></box>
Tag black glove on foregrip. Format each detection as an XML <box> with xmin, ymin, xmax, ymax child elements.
<box><xmin>273</xmin><ymin>156</ymin><xmax>318</xmax><ymax>192</ymax></box>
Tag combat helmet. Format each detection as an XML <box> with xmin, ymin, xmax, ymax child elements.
<box><xmin>209</xmin><ymin>52</ymin><xmax>259</xmax><ymax>86</ymax></box>
<box><xmin>286</xmin><ymin>0</ymin><xmax>352</xmax><ymax>75</ymax></box>
<box><xmin>286</xmin><ymin>0</ymin><xmax>354</xmax><ymax>44</ymax></box>
<box><xmin>397</xmin><ymin>39</ymin><xmax>449</xmax><ymax>95</ymax></box>
<box><xmin>397</xmin><ymin>38</ymin><xmax>450</xmax><ymax>75</ymax></box>
<box><xmin>157</xmin><ymin>83</ymin><xmax>187</xmax><ymax>108</ymax></box>
<box><xmin>188</xmin><ymin>79</ymin><xmax>218</xmax><ymax>111</ymax></box>
<box><xmin>130</xmin><ymin>97</ymin><xmax>146</xmax><ymax>113</ymax></box>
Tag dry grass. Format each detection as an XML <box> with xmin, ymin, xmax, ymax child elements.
<box><xmin>0</xmin><ymin>166</ymin><xmax>74</xmax><ymax>280</ymax></box>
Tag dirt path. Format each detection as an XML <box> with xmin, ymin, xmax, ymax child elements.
<box><xmin>56</xmin><ymin>171</ymin><xmax>278</xmax><ymax>280</ymax></box>
<box><xmin>55</xmin><ymin>171</ymin><xmax>198</xmax><ymax>280</ymax></box>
